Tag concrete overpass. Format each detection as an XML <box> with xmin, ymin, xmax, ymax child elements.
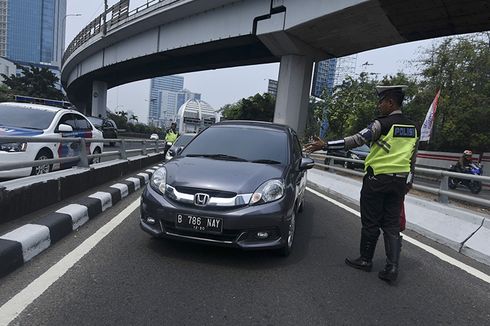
<box><xmin>61</xmin><ymin>0</ymin><xmax>490</xmax><ymax>135</ymax></box>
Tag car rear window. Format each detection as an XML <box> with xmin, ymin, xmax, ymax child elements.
<box><xmin>0</xmin><ymin>105</ymin><xmax>56</xmax><ymax>130</ymax></box>
<box><xmin>181</xmin><ymin>126</ymin><xmax>288</xmax><ymax>164</ymax></box>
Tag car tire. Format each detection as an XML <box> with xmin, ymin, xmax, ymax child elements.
<box><xmin>277</xmin><ymin>210</ymin><xmax>296</xmax><ymax>257</ymax></box>
<box><xmin>109</xmin><ymin>142</ymin><xmax>116</xmax><ymax>147</ymax></box>
<box><xmin>90</xmin><ymin>147</ymin><xmax>102</xmax><ymax>164</ymax></box>
<box><xmin>31</xmin><ymin>149</ymin><xmax>53</xmax><ymax>175</ymax></box>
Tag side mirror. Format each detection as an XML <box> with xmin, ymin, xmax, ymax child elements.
<box><xmin>168</xmin><ymin>148</ymin><xmax>176</xmax><ymax>156</ymax></box>
<box><xmin>175</xmin><ymin>146</ymin><xmax>184</xmax><ymax>155</ymax></box>
<box><xmin>299</xmin><ymin>157</ymin><xmax>315</xmax><ymax>170</ymax></box>
<box><xmin>58</xmin><ymin>124</ymin><xmax>73</xmax><ymax>133</ymax></box>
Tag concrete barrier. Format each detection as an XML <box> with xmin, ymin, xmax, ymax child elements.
<box><xmin>0</xmin><ymin>153</ymin><xmax>164</xmax><ymax>224</ymax></box>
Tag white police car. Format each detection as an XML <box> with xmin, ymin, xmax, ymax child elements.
<box><xmin>0</xmin><ymin>102</ymin><xmax>104</xmax><ymax>178</ymax></box>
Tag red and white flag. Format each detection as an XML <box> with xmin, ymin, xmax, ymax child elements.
<box><xmin>420</xmin><ymin>90</ymin><xmax>441</xmax><ymax>142</ymax></box>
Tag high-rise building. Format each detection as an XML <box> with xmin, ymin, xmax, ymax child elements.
<box><xmin>311</xmin><ymin>55</ymin><xmax>357</xmax><ymax>98</ymax></box>
<box><xmin>3</xmin><ymin>0</ymin><xmax>66</xmax><ymax>70</ymax></box>
<box><xmin>148</xmin><ymin>75</ymin><xmax>185</xmax><ymax>127</ymax></box>
<box><xmin>267</xmin><ymin>79</ymin><xmax>278</xmax><ymax>97</ymax></box>
<box><xmin>311</xmin><ymin>58</ymin><xmax>337</xmax><ymax>98</ymax></box>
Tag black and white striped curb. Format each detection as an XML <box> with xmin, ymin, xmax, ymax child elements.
<box><xmin>0</xmin><ymin>164</ymin><xmax>164</xmax><ymax>278</ymax></box>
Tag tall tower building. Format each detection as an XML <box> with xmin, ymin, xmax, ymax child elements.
<box><xmin>148</xmin><ymin>75</ymin><xmax>184</xmax><ymax>127</ymax></box>
<box><xmin>311</xmin><ymin>58</ymin><xmax>337</xmax><ymax>98</ymax></box>
<box><xmin>4</xmin><ymin>0</ymin><xmax>66</xmax><ymax>70</ymax></box>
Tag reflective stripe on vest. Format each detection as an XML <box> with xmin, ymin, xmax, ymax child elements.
<box><xmin>364</xmin><ymin>124</ymin><xmax>418</xmax><ymax>175</ymax></box>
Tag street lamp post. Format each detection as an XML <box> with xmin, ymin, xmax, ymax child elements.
<box><xmin>63</xmin><ymin>13</ymin><xmax>82</xmax><ymax>27</ymax></box>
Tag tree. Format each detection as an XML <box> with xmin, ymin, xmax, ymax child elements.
<box><xmin>1</xmin><ymin>65</ymin><xmax>64</xmax><ymax>100</ymax></box>
<box><xmin>413</xmin><ymin>34</ymin><xmax>490</xmax><ymax>152</ymax></box>
<box><xmin>221</xmin><ymin>93</ymin><xmax>275</xmax><ymax>122</ymax></box>
<box><xmin>0</xmin><ymin>84</ymin><xmax>13</xmax><ymax>102</ymax></box>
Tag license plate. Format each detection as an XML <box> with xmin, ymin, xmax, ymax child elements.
<box><xmin>176</xmin><ymin>214</ymin><xmax>223</xmax><ymax>234</ymax></box>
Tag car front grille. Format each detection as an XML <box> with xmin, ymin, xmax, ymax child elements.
<box><xmin>174</xmin><ymin>186</ymin><xmax>237</xmax><ymax>198</ymax></box>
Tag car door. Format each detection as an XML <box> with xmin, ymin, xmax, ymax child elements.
<box><xmin>56</xmin><ymin>113</ymin><xmax>79</xmax><ymax>168</ymax></box>
<box><xmin>73</xmin><ymin>114</ymin><xmax>94</xmax><ymax>154</ymax></box>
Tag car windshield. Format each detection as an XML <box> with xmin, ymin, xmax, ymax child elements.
<box><xmin>354</xmin><ymin>144</ymin><xmax>370</xmax><ymax>152</ymax></box>
<box><xmin>87</xmin><ymin>117</ymin><xmax>103</xmax><ymax>127</ymax></box>
<box><xmin>0</xmin><ymin>105</ymin><xmax>56</xmax><ymax>130</ymax></box>
<box><xmin>174</xmin><ymin>134</ymin><xmax>195</xmax><ymax>147</ymax></box>
<box><xmin>181</xmin><ymin>125</ymin><xmax>288</xmax><ymax>164</ymax></box>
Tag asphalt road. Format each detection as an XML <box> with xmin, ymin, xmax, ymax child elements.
<box><xmin>1</xmin><ymin>189</ymin><xmax>489</xmax><ymax>326</ymax></box>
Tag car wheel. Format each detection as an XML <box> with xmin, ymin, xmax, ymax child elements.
<box><xmin>277</xmin><ymin>210</ymin><xmax>296</xmax><ymax>257</ymax></box>
<box><xmin>31</xmin><ymin>149</ymin><xmax>53</xmax><ymax>175</ymax></box>
<box><xmin>343</xmin><ymin>160</ymin><xmax>349</xmax><ymax>169</ymax></box>
<box><xmin>90</xmin><ymin>147</ymin><xmax>102</xmax><ymax>164</ymax></box>
<box><xmin>109</xmin><ymin>142</ymin><xmax>116</xmax><ymax>147</ymax></box>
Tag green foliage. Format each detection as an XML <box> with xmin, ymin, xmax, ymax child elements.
<box><xmin>312</xmin><ymin>33</ymin><xmax>489</xmax><ymax>152</ymax></box>
<box><xmin>0</xmin><ymin>84</ymin><xmax>14</xmax><ymax>102</ymax></box>
<box><xmin>221</xmin><ymin>93</ymin><xmax>275</xmax><ymax>122</ymax></box>
<box><xmin>1</xmin><ymin>65</ymin><xmax>64</xmax><ymax>100</ymax></box>
<box><xmin>107</xmin><ymin>111</ymin><xmax>163</xmax><ymax>135</ymax></box>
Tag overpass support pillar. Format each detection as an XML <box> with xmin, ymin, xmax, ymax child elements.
<box><xmin>92</xmin><ymin>81</ymin><xmax>108</xmax><ymax>118</ymax></box>
<box><xmin>274</xmin><ymin>55</ymin><xmax>313</xmax><ymax>138</ymax></box>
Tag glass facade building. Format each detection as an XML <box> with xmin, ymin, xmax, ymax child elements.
<box><xmin>148</xmin><ymin>75</ymin><xmax>185</xmax><ymax>127</ymax></box>
<box><xmin>5</xmin><ymin>0</ymin><xmax>66</xmax><ymax>69</ymax></box>
<box><xmin>311</xmin><ymin>58</ymin><xmax>337</xmax><ymax>98</ymax></box>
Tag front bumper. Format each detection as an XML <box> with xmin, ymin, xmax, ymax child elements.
<box><xmin>140</xmin><ymin>185</ymin><xmax>293</xmax><ymax>250</ymax></box>
<box><xmin>0</xmin><ymin>151</ymin><xmax>34</xmax><ymax>178</ymax></box>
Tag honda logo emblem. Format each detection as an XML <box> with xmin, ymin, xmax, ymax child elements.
<box><xmin>194</xmin><ymin>193</ymin><xmax>210</xmax><ymax>206</ymax></box>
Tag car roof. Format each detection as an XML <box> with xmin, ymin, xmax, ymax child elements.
<box><xmin>213</xmin><ymin>120</ymin><xmax>291</xmax><ymax>133</ymax></box>
<box><xmin>0</xmin><ymin>102</ymin><xmax>83</xmax><ymax>115</ymax></box>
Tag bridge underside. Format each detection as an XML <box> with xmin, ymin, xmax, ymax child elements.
<box><xmin>67</xmin><ymin>36</ymin><xmax>277</xmax><ymax>113</ymax></box>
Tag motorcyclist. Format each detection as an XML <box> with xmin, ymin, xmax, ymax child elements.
<box><xmin>455</xmin><ymin>150</ymin><xmax>473</xmax><ymax>172</ymax></box>
<box><xmin>164</xmin><ymin>122</ymin><xmax>179</xmax><ymax>156</ymax></box>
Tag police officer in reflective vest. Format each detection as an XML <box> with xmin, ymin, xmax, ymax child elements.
<box><xmin>305</xmin><ymin>85</ymin><xmax>419</xmax><ymax>282</ymax></box>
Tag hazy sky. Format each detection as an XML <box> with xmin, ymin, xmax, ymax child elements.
<box><xmin>66</xmin><ymin>0</ymin><xmax>437</xmax><ymax>123</ymax></box>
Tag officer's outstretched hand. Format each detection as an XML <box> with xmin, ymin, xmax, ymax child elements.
<box><xmin>304</xmin><ymin>136</ymin><xmax>326</xmax><ymax>153</ymax></box>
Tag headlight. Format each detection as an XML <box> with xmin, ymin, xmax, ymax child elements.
<box><xmin>150</xmin><ymin>167</ymin><xmax>167</xmax><ymax>195</ymax></box>
<box><xmin>0</xmin><ymin>142</ymin><xmax>28</xmax><ymax>152</ymax></box>
<box><xmin>350</xmin><ymin>153</ymin><xmax>360</xmax><ymax>160</ymax></box>
<box><xmin>250</xmin><ymin>179</ymin><xmax>284</xmax><ymax>205</ymax></box>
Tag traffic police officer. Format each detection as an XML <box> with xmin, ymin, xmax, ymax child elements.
<box><xmin>305</xmin><ymin>85</ymin><xmax>419</xmax><ymax>283</ymax></box>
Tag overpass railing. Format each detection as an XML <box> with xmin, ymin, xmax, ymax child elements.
<box><xmin>63</xmin><ymin>0</ymin><xmax>183</xmax><ymax>63</ymax></box>
<box><xmin>309</xmin><ymin>153</ymin><xmax>490</xmax><ymax>208</ymax></box>
<box><xmin>0</xmin><ymin>136</ymin><xmax>165</xmax><ymax>173</ymax></box>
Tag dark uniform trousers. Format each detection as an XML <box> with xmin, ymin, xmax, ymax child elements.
<box><xmin>360</xmin><ymin>171</ymin><xmax>406</xmax><ymax>241</ymax></box>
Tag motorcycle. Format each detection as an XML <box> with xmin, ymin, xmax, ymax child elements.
<box><xmin>448</xmin><ymin>162</ymin><xmax>483</xmax><ymax>194</ymax></box>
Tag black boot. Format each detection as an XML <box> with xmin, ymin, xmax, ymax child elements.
<box><xmin>378</xmin><ymin>233</ymin><xmax>402</xmax><ymax>282</ymax></box>
<box><xmin>345</xmin><ymin>233</ymin><xmax>377</xmax><ymax>272</ymax></box>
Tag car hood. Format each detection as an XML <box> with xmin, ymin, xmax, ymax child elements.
<box><xmin>164</xmin><ymin>156</ymin><xmax>286</xmax><ymax>194</ymax></box>
<box><xmin>0</xmin><ymin>126</ymin><xmax>43</xmax><ymax>137</ymax></box>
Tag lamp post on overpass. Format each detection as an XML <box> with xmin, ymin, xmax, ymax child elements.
<box><xmin>103</xmin><ymin>0</ymin><xmax>108</xmax><ymax>35</ymax></box>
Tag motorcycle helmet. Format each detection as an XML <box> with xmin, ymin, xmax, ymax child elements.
<box><xmin>463</xmin><ymin>149</ymin><xmax>473</xmax><ymax>157</ymax></box>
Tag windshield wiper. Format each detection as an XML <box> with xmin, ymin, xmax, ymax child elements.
<box><xmin>251</xmin><ymin>159</ymin><xmax>282</xmax><ymax>164</ymax></box>
<box><xmin>186</xmin><ymin>154</ymin><xmax>248</xmax><ymax>162</ymax></box>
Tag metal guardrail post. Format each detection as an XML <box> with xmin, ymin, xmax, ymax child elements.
<box><xmin>329</xmin><ymin>157</ymin><xmax>336</xmax><ymax>174</ymax></box>
<box><xmin>439</xmin><ymin>175</ymin><xmax>449</xmax><ymax>204</ymax></box>
<box><xmin>78</xmin><ymin>138</ymin><xmax>89</xmax><ymax>168</ymax></box>
<box><xmin>142</xmin><ymin>140</ymin><xmax>147</xmax><ymax>155</ymax></box>
<box><xmin>119</xmin><ymin>140</ymin><xmax>128</xmax><ymax>159</ymax></box>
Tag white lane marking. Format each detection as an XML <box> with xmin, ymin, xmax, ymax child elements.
<box><xmin>88</xmin><ymin>192</ymin><xmax>112</xmax><ymax>212</ymax></box>
<box><xmin>306</xmin><ymin>187</ymin><xmax>490</xmax><ymax>284</ymax></box>
<box><xmin>0</xmin><ymin>199</ymin><xmax>140</xmax><ymax>325</ymax></box>
<box><xmin>57</xmin><ymin>204</ymin><xmax>89</xmax><ymax>230</ymax></box>
<box><xmin>0</xmin><ymin>224</ymin><xmax>51</xmax><ymax>263</ymax></box>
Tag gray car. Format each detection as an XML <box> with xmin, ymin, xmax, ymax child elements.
<box><xmin>140</xmin><ymin>121</ymin><xmax>314</xmax><ymax>256</ymax></box>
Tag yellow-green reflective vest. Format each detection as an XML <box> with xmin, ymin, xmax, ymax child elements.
<box><xmin>165</xmin><ymin>130</ymin><xmax>178</xmax><ymax>143</ymax></box>
<box><xmin>364</xmin><ymin>124</ymin><xmax>418</xmax><ymax>175</ymax></box>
